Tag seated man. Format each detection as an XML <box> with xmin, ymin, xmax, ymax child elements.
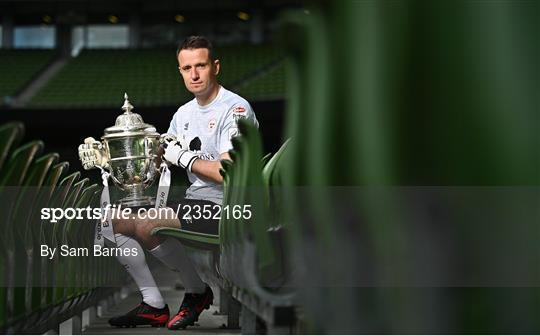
<box><xmin>79</xmin><ymin>35</ymin><xmax>258</xmax><ymax>330</ymax></box>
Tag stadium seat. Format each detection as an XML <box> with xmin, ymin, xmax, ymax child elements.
<box><xmin>63</xmin><ymin>183</ymin><xmax>100</xmax><ymax>303</ymax></box>
<box><xmin>151</xmin><ymin>119</ymin><xmax>295</xmax><ymax>333</ymax></box>
<box><xmin>278</xmin><ymin>2</ymin><xmax>540</xmax><ymax>333</ymax></box>
<box><xmin>41</xmin><ymin>171</ymin><xmax>81</xmax><ymax>319</ymax></box>
<box><xmin>0</xmin><ymin>122</ymin><xmax>25</xmax><ymax>171</ymax></box>
<box><xmin>0</xmin><ymin>141</ymin><xmax>43</xmax><ymax>331</ymax></box>
<box><xmin>52</xmin><ymin>177</ymin><xmax>88</xmax><ymax>309</ymax></box>
<box><xmin>0</xmin><ymin>121</ymin><xmax>124</xmax><ymax>333</ymax></box>
<box><xmin>10</xmin><ymin>153</ymin><xmax>58</xmax><ymax>329</ymax></box>
<box><xmin>0</xmin><ymin>141</ymin><xmax>44</xmax><ymax>186</ymax></box>
<box><xmin>219</xmin><ymin>120</ymin><xmax>295</xmax><ymax>332</ymax></box>
<box><xmin>29</xmin><ymin>161</ymin><xmax>69</xmax><ymax>315</ymax></box>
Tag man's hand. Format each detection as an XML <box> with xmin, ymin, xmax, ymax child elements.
<box><xmin>78</xmin><ymin>137</ymin><xmax>108</xmax><ymax>170</ymax></box>
<box><xmin>161</xmin><ymin>135</ymin><xmax>198</xmax><ymax>172</ymax></box>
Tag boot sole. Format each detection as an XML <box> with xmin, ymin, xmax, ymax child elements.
<box><xmin>111</xmin><ymin>322</ymin><xmax>167</xmax><ymax>328</ymax></box>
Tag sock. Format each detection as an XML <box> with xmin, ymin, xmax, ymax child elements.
<box><xmin>115</xmin><ymin>233</ymin><xmax>166</xmax><ymax>309</ymax></box>
<box><xmin>150</xmin><ymin>237</ymin><xmax>206</xmax><ymax>293</ymax></box>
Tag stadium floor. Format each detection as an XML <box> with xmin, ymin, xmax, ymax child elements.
<box><xmin>83</xmin><ymin>263</ymin><xmax>239</xmax><ymax>335</ymax></box>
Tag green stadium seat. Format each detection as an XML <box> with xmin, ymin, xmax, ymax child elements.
<box><xmin>63</xmin><ymin>183</ymin><xmax>100</xmax><ymax>302</ymax></box>
<box><xmin>10</xmin><ymin>153</ymin><xmax>58</xmax><ymax>330</ymax></box>
<box><xmin>279</xmin><ymin>2</ymin><xmax>540</xmax><ymax>333</ymax></box>
<box><xmin>0</xmin><ymin>122</ymin><xmax>127</xmax><ymax>333</ymax></box>
<box><xmin>0</xmin><ymin>122</ymin><xmax>24</xmax><ymax>171</ymax></box>
<box><xmin>30</xmin><ymin>162</ymin><xmax>69</xmax><ymax>315</ymax></box>
<box><xmin>0</xmin><ymin>141</ymin><xmax>44</xmax><ymax>186</ymax></box>
<box><xmin>52</xmin><ymin>177</ymin><xmax>88</xmax><ymax>308</ymax></box>
<box><xmin>218</xmin><ymin>120</ymin><xmax>295</xmax><ymax>332</ymax></box>
<box><xmin>152</xmin><ymin>227</ymin><xmax>219</xmax><ymax>250</ymax></box>
<box><xmin>0</xmin><ymin>141</ymin><xmax>42</xmax><ymax>331</ymax></box>
<box><xmin>41</xmin><ymin>172</ymin><xmax>80</xmax><ymax>321</ymax></box>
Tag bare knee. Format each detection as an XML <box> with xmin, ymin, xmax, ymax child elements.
<box><xmin>112</xmin><ymin>208</ymin><xmax>180</xmax><ymax>249</ymax></box>
<box><xmin>133</xmin><ymin>217</ymin><xmax>156</xmax><ymax>238</ymax></box>
<box><xmin>112</xmin><ymin>216</ymin><xmax>136</xmax><ymax>236</ymax></box>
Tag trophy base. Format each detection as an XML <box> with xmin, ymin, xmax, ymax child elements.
<box><xmin>119</xmin><ymin>195</ymin><xmax>155</xmax><ymax>208</ymax></box>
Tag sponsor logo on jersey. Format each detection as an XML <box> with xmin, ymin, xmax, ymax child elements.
<box><xmin>198</xmin><ymin>153</ymin><xmax>215</xmax><ymax>160</ymax></box>
<box><xmin>233</xmin><ymin>114</ymin><xmax>246</xmax><ymax>124</ymax></box>
<box><xmin>208</xmin><ymin>119</ymin><xmax>217</xmax><ymax>133</ymax></box>
<box><xmin>233</xmin><ymin>106</ymin><xmax>246</xmax><ymax>113</ymax></box>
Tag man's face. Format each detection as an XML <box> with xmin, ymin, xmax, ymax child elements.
<box><xmin>177</xmin><ymin>48</ymin><xmax>220</xmax><ymax>97</ymax></box>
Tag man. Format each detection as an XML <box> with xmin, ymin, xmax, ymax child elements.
<box><xmin>79</xmin><ymin>36</ymin><xmax>258</xmax><ymax>330</ymax></box>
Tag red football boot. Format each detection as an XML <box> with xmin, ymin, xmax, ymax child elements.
<box><xmin>168</xmin><ymin>286</ymin><xmax>213</xmax><ymax>330</ymax></box>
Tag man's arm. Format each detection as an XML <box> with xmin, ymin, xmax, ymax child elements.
<box><xmin>191</xmin><ymin>152</ymin><xmax>231</xmax><ymax>184</ymax></box>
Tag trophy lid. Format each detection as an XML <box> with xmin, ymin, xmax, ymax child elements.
<box><xmin>103</xmin><ymin>93</ymin><xmax>159</xmax><ymax>138</ymax></box>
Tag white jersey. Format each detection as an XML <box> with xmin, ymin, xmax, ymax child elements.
<box><xmin>167</xmin><ymin>86</ymin><xmax>259</xmax><ymax>204</ymax></box>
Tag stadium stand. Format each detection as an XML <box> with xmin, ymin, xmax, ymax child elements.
<box><xmin>0</xmin><ymin>121</ymin><xmax>125</xmax><ymax>334</ymax></box>
<box><xmin>0</xmin><ymin>50</ymin><xmax>56</xmax><ymax>105</ymax></box>
<box><xmin>238</xmin><ymin>62</ymin><xmax>285</xmax><ymax>101</ymax></box>
<box><xmin>28</xmin><ymin>45</ymin><xmax>284</xmax><ymax>108</ymax></box>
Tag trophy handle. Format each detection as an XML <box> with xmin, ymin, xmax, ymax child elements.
<box><xmin>108</xmin><ymin>172</ymin><xmax>126</xmax><ymax>191</ymax></box>
<box><xmin>79</xmin><ymin>137</ymin><xmax>110</xmax><ymax>171</ymax></box>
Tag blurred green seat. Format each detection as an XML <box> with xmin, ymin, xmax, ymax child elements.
<box><xmin>29</xmin><ymin>162</ymin><xmax>69</xmax><ymax>316</ymax></box>
<box><xmin>37</xmin><ymin>172</ymin><xmax>81</xmax><ymax>328</ymax></box>
<box><xmin>63</xmin><ymin>183</ymin><xmax>100</xmax><ymax>307</ymax></box>
<box><xmin>0</xmin><ymin>121</ymin><xmax>124</xmax><ymax>333</ymax></box>
<box><xmin>219</xmin><ymin>120</ymin><xmax>295</xmax><ymax>332</ymax></box>
<box><xmin>152</xmin><ymin>227</ymin><xmax>219</xmax><ymax>250</ymax></box>
<box><xmin>0</xmin><ymin>141</ymin><xmax>43</xmax><ymax>331</ymax></box>
<box><xmin>0</xmin><ymin>122</ymin><xmax>24</xmax><ymax>171</ymax></box>
<box><xmin>52</xmin><ymin>177</ymin><xmax>88</xmax><ymax>310</ymax></box>
<box><xmin>9</xmin><ymin>153</ymin><xmax>58</xmax><ymax>330</ymax></box>
<box><xmin>0</xmin><ymin>141</ymin><xmax>43</xmax><ymax>186</ymax></box>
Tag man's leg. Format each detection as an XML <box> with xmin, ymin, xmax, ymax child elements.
<box><xmin>114</xmin><ymin>233</ymin><xmax>165</xmax><ymax>308</ymax></box>
<box><xmin>106</xmin><ymin>231</ymin><xmax>170</xmax><ymax>327</ymax></box>
<box><xmin>113</xmin><ymin>208</ymin><xmax>206</xmax><ymax>292</ymax></box>
<box><xmin>112</xmin><ymin>204</ymin><xmax>216</xmax><ymax>330</ymax></box>
<box><xmin>149</xmin><ymin>237</ymin><xmax>206</xmax><ymax>293</ymax></box>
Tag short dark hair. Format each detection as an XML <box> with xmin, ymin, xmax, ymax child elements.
<box><xmin>176</xmin><ymin>36</ymin><xmax>215</xmax><ymax>60</ymax></box>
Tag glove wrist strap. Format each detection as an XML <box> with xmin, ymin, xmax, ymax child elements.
<box><xmin>178</xmin><ymin>151</ymin><xmax>198</xmax><ymax>172</ymax></box>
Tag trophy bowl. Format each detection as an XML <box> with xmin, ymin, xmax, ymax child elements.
<box><xmin>101</xmin><ymin>93</ymin><xmax>161</xmax><ymax>207</ymax></box>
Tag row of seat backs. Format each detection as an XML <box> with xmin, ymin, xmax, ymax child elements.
<box><xmin>277</xmin><ymin>2</ymin><xmax>539</xmax><ymax>334</ymax></box>
<box><xmin>219</xmin><ymin>120</ymin><xmax>291</xmax><ymax>292</ymax></box>
<box><xmin>0</xmin><ymin>50</ymin><xmax>56</xmax><ymax>99</ymax></box>
<box><xmin>0</xmin><ymin>121</ymin><xmax>122</xmax><ymax>332</ymax></box>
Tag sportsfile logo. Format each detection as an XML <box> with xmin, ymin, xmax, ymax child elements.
<box><xmin>41</xmin><ymin>204</ymin><xmax>139</xmax><ymax>223</ymax></box>
<box><xmin>41</xmin><ymin>203</ymin><xmax>253</xmax><ymax>223</ymax></box>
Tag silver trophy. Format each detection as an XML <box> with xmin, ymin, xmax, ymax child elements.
<box><xmin>80</xmin><ymin>93</ymin><xmax>161</xmax><ymax>207</ymax></box>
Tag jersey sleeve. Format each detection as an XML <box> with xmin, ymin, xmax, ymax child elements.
<box><xmin>167</xmin><ymin>110</ymin><xmax>179</xmax><ymax>135</ymax></box>
<box><xmin>218</xmin><ymin>102</ymin><xmax>258</xmax><ymax>154</ymax></box>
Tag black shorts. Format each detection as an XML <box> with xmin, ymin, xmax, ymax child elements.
<box><xmin>168</xmin><ymin>198</ymin><xmax>220</xmax><ymax>235</ymax></box>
